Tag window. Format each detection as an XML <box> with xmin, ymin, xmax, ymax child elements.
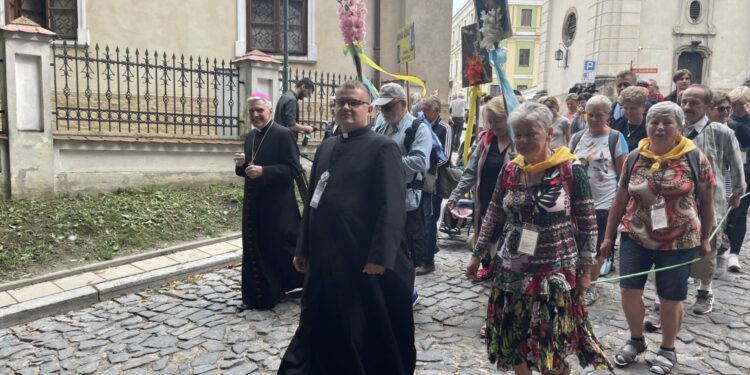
<box><xmin>689</xmin><ymin>1</ymin><xmax>701</xmax><ymax>23</ymax></box>
<box><xmin>517</xmin><ymin>85</ymin><xmax>528</xmax><ymax>91</ymax></box>
<box><xmin>562</xmin><ymin>9</ymin><xmax>577</xmax><ymax>47</ymax></box>
<box><xmin>6</xmin><ymin>0</ymin><xmax>77</xmax><ymax>39</ymax></box>
<box><xmin>521</xmin><ymin>9</ymin><xmax>533</xmax><ymax>27</ymax></box>
<box><xmin>518</xmin><ymin>49</ymin><xmax>530</xmax><ymax>67</ymax></box>
<box><xmin>248</xmin><ymin>0</ymin><xmax>307</xmax><ymax>55</ymax></box>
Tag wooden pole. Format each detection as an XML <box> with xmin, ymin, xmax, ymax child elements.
<box><xmin>405</xmin><ymin>62</ymin><xmax>411</xmax><ymax>102</ymax></box>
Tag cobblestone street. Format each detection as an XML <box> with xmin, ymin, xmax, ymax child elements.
<box><xmin>2</xmin><ymin>232</ymin><xmax>750</xmax><ymax>374</ymax></box>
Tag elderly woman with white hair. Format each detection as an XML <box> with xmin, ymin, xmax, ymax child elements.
<box><xmin>468</xmin><ymin>102</ymin><xmax>610</xmax><ymax>374</ymax></box>
<box><xmin>600</xmin><ymin>101</ymin><xmax>714</xmax><ymax>374</ymax></box>
<box><xmin>569</xmin><ymin>95</ymin><xmax>628</xmax><ymax>306</ymax></box>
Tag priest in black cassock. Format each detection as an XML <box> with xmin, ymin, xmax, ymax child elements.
<box><xmin>278</xmin><ymin>81</ymin><xmax>416</xmax><ymax>375</ymax></box>
<box><xmin>234</xmin><ymin>93</ymin><xmax>304</xmax><ymax>310</ymax></box>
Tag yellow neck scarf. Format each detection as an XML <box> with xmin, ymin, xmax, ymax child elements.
<box><xmin>512</xmin><ymin>146</ymin><xmax>578</xmax><ymax>175</ymax></box>
<box><xmin>637</xmin><ymin>136</ymin><xmax>696</xmax><ymax>173</ymax></box>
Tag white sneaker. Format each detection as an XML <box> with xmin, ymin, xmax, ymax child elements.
<box><xmin>728</xmin><ymin>254</ymin><xmax>742</xmax><ymax>272</ymax></box>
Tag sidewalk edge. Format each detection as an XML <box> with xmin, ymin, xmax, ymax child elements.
<box><xmin>0</xmin><ymin>232</ymin><xmax>242</xmax><ymax>293</ymax></box>
<box><xmin>0</xmin><ymin>251</ymin><xmax>242</xmax><ymax>329</ymax></box>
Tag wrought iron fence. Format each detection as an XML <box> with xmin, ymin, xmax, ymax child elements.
<box><xmin>281</xmin><ymin>68</ymin><xmax>361</xmax><ymax>142</ymax></box>
<box><xmin>51</xmin><ymin>42</ymin><xmax>242</xmax><ymax>138</ymax></box>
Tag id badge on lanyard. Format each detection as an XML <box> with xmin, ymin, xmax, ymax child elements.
<box><xmin>650</xmin><ymin>195</ymin><xmax>668</xmax><ymax>230</ymax></box>
<box><xmin>310</xmin><ymin>171</ymin><xmax>330</xmax><ymax>208</ymax></box>
<box><xmin>517</xmin><ymin>223</ymin><xmax>541</xmax><ymax>256</ymax></box>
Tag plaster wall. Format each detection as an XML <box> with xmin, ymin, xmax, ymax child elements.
<box><xmin>87</xmin><ymin>0</ymin><xmax>236</xmax><ymax>61</ymax></box>
<box><xmin>53</xmin><ymin>139</ymin><xmax>241</xmax><ymax>195</ymax></box>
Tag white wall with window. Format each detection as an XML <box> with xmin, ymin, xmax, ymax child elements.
<box><xmin>1</xmin><ymin>0</ymin><xmax>88</xmax><ymax>44</ymax></box>
<box><xmin>235</xmin><ymin>0</ymin><xmax>317</xmax><ymax>62</ymax></box>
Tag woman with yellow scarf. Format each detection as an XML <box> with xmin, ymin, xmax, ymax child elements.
<box><xmin>468</xmin><ymin>102</ymin><xmax>611</xmax><ymax>374</ymax></box>
<box><xmin>600</xmin><ymin>101</ymin><xmax>715</xmax><ymax>374</ymax></box>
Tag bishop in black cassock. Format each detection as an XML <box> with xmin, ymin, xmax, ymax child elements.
<box><xmin>234</xmin><ymin>94</ymin><xmax>303</xmax><ymax>310</ymax></box>
<box><xmin>279</xmin><ymin>81</ymin><xmax>416</xmax><ymax>375</ymax></box>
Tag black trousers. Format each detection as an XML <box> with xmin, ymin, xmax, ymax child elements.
<box><xmin>726</xmin><ymin>184</ymin><xmax>750</xmax><ymax>255</ymax></box>
<box><xmin>405</xmin><ymin>204</ymin><xmax>427</xmax><ymax>268</ymax></box>
<box><xmin>451</xmin><ymin>117</ymin><xmax>464</xmax><ymax>152</ymax></box>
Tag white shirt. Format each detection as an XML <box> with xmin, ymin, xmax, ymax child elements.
<box><xmin>683</xmin><ymin>116</ymin><xmax>709</xmax><ymax>137</ymax></box>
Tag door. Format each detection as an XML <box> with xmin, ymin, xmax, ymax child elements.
<box><xmin>678</xmin><ymin>51</ymin><xmax>704</xmax><ymax>84</ymax></box>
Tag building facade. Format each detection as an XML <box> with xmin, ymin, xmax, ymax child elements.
<box><xmin>538</xmin><ymin>0</ymin><xmax>750</xmax><ymax>99</ymax></box>
<box><xmin>449</xmin><ymin>0</ymin><xmax>543</xmax><ymax>99</ymax></box>
<box><xmin>1</xmin><ymin>0</ymin><xmax>451</xmax><ymax>102</ymax></box>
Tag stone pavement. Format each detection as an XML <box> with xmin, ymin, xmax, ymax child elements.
<box><xmin>1</xmin><ymin>231</ymin><xmax>750</xmax><ymax>374</ymax></box>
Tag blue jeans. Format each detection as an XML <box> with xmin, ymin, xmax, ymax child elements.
<box><xmin>619</xmin><ymin>235</ymin><xmax>698</xmax><ymax>301</ymax></box>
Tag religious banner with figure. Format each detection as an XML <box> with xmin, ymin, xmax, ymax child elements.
<box><xmin>461</xmin><ymin>24</ymin><xmax>492</xmax><ymax>88</ymax></box>
<box><xmin>474</xmin><ymin>0</ymin><xmax>512</xmax><ymax>49</ymax></box>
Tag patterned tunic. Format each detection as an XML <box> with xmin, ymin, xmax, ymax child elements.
<box><xmin>473</xmin><ymin>160</ymin><xmax>610</xmax><ymax>374</ymax></box>
<box><xmin>474</xmin><ymin>160</ymin><xmax>597</xmax><ymax>292</ymax></box>
<box><xmin>620</xmin><ymin>152</ymin><xmax>715</xmax><ymax>250</ymax></box>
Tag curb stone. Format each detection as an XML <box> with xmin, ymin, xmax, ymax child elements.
<box><xmin>95</xmin><ymin>251</ymin><xmax>242</xmax><ymax>301</ymax></box>
<box><xmin>0</xmin><ymin>232</ymin><xmax>241</xmax><ymax>292</ymax></box>
<box><xmin>0</xmin><ymin>286</ymin><xmax>99</xmax><ymax>328</ymax></box>
<box><xmin>0</xmin><ymin>236</ymin><xmax>243</xmax><ymax>329</ymax></box>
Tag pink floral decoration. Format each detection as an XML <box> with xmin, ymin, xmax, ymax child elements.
<box><xmin>337</xmin><ymin>0</ymin><xmax>367</xmax><ymax>46</ymax></box>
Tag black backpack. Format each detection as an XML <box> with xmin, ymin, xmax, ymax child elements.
<box><xmin>403</xmin><ymin>119</ymin><xmax>423</xmax><ymax>152</ymax></box>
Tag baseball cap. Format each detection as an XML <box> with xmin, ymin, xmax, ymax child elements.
<box><xmin>372</xmin><ymin>83</ymin><xmax>407</xmax><ymax>106</ymax></box>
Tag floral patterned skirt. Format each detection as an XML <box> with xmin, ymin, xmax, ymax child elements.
<box><xmin>484</xmin><ymin>279</ymin><xmax>612</xmax><ymax>374</ymax></box>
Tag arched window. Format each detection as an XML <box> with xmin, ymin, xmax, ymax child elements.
<box><xmin>688</xmin><ymin>1</ymin><xmax>701</xmax><ymax>23</ymax></box>
<box><xmin>562</xmin><ymin>10</ymin><xmax>576</xmax><ymax>47</ymax></box>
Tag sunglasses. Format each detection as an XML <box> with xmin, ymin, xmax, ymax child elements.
<box><xmin>380</xmin><ymin>101</ymin><xmax>401</xmax><ymax>112</ymax></box>
<box><xmin>716</xmin><ymin>106</ymin><xmax>732</xmax><ymax>112</ymax></box>
<box><xmin>335</xmin><ymin>98</ymin><xmax>369</xmax><ymax>108</ymax></box>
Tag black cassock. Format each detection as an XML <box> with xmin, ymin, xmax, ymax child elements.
<box><xmin>279</xmin><ymin>127</ymin><xmax>416</xmax><ymax>375</ymax></box>
<box><xmin>235</xmin><ymin>122</ymin><xmax>303</xmax><ymax>309</ymax></box>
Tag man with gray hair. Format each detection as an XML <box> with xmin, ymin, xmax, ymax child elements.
<box><xmin>417</xmin><ymin>95</ymin><xmax>452</xmax><ymax>275</ymax></box>
<box><xmin>233</xmin><ymin>92</ymin><xmax>304</xmax><ymax>309</ymax></box>
<box><xmin>681</xmin><ymin>84</ymin><xmax>745</xmax><ymax>315</ymax></box>
<box><xmin>374</xmin><ymin>82</ymin><xmax>432</xmax><ymax>303</ymax></box>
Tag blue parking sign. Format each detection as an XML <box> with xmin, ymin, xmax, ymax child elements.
<box><xmin>582</xmin><ymin>60</ymin><xmax>597</xmax><ymax>83</ymax></box>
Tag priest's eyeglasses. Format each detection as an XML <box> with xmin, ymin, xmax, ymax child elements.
<box><xmin>335</xmin><ymin>98</ymin><xmax>369</xmax><ymax>108</ymax></box>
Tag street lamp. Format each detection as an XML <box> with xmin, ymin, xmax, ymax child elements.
<box><xmin>555</xmin><ymin>46</ymin><xmax>568</xmax><ymax>68</ymax></box>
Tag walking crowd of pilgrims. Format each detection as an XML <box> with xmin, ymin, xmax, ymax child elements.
<box><xmin>233</xmin><ymin>68</ymin><xmax>750</xmax><ymax>374</ymax></box>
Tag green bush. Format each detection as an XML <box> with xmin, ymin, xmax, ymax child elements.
<box><xmin>0</xmin><ymin>184</ymin><xmax>243</xmax><ymax>282</ymax></box>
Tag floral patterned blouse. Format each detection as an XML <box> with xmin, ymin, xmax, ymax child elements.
<box><xmin>474</xmin><ymin>160</ymin><xmax>597</xmax><ymax>294</ymax></box>
<box><xmin>620</xmin><ymin>152</ymin><xmax>715</xmax><ymax>251</ymax></box>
